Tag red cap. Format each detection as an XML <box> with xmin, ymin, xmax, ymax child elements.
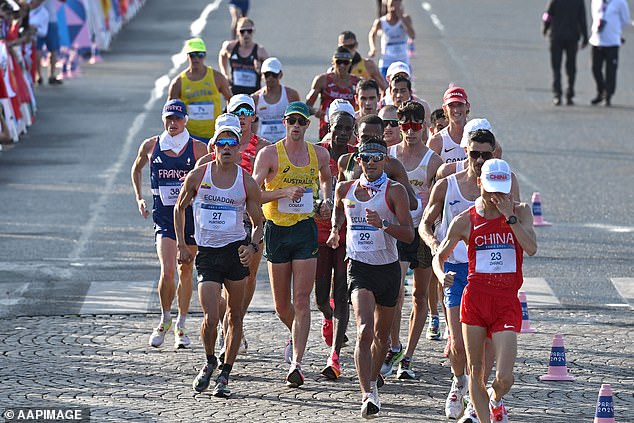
<box><xmin>443</xmin><ymin>87</ymin><xmax>468</xmax><ymax>106</ymax></box>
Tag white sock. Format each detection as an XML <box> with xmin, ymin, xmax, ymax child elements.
<box><xmin>370</xmin><ymin>380</ymin><xmax>377</xmax><ymax>391</ymax></box>
<box><xmin>176</xmin><ymin>315</ymin><xmax>186</xmax><ymax>328</ymax></box>
<box><xmin>391</xmin><ymin>344</ymin><xmax>401</xmax><ymax>353</ymax></box>
<box><xmin>456</xmin><ymin>374</ymin><xmax>467</xmax><ymax>387</ymax></box>
<box><xmin>161</xmin><ymin>310</ymin><xmax>171</xmax><ymax>323</ymax></box>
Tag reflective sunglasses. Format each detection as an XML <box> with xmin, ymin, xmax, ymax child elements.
<box><xmin>285</xmin><ymin>116</ymin><xmax>309</xmax><ymax>126</ymax></box>
<box><xmin>263</xmin><ymin>71</ymin><xmax>280</xmax><ymax>79</ymax></box>
<box><xmin>468</xmin><ymin>150</ymin><xmax>494</xmax><ymax>160</ymax></box>
<box><xmin>382</xmin><ymin>119</ymin><xmax>399</xmax><ymax>128</ymax></box>
<box><xmin>358</xmin><ymin>152</ymin><xmax>385</xmax><ymax>163</ymax></box>
<box><xmin>232</xmin><ymin>107</ymin><xmax>255</xmax><ymax>117</ymax></box>
<box><xmin>188</xmin><ymin>52</ymin><xmax>205</xmax><ymax>59</ymax></box>
<box><xmin>214</xmin><ymin>138</ymin><xmax>240</xmax><ymax>147</ymax></box>
<box><xmin>335</xmin><ymin>59</ymin><xmax>352</xmax><ymax>66</ymax></box>
<box><xmin>399</xmin><ymin>121</ymin><xmax>423</xmax><ymax>132</ymax></box>
<box><xmin>239</xmin><ymin>28</ymin><xmax>253</xmax><ymax>35</ymax></box>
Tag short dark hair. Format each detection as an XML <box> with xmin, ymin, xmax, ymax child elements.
<box><xmin>357</xmin><ymin>79</ymin><xmax>379</xmax><ymax>95</ymax></box>
<box><xmin>468</xmin><ymin>129</ymin><xmax>496</xmax><ymax>149</ymax></box>
<box><xmin>397</xmin><ymin>100</ymin><xmax>425</xmax><ymax>122</ymax></box>
<box><xmin>358</xmin><ymin>114</ymin><xmax>384</xmax><ymax>131</ymax></box>
<box><xmin>430</xmin><ymin>108</ymin><xmax>446</xmax><ymax>125</ymax></box>
<box><xmin>358</xmin><ymin>135</ymin><xmax>387</xmax><ymax>148</ymax></box>
<box><xmin>339</xmin><ymin>30</ymin><xmax>356</xmax><ymax>42</ymax></box>
<box><xmin>390</xmin><ymin>74</ymin><xmax>411</xmax><ymax>91</ymax></box>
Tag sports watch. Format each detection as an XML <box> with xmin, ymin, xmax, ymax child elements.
<box><xmin>249</xmin><ymin>242</ymin><xmax>259</xmax><ymax>252</ymax></box>
<box><xmin>506</xmin><ymin>215</ymin><xmax>518</xmax><ymax>225</ymax></box>
<box><xmin>381</xmin><ymin>219</ymin><xmax>391</xmax><ymax>230</ymax></box>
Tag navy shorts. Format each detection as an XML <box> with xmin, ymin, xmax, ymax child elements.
<box><xmin>229</xmin><ymin>0</ymin><xmax>249</xmax><ymax>15</ymax></box>
<box><xmin>153</xmin><ymin>207</ymin><xmax>196</xmax><ymax>246</ymax></box>
<box><xmin>37</xmin><ymin>22</ymin><xmax>60</xmax><ymax>53</ymax></box>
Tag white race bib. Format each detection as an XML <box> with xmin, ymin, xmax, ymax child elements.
<box><xmin>188</xmin><ymin>103</ymin><xmax>214</xmax><ymax>121</ymax></box>
<box><xmin>385</xmin><ymin>42</ymin><xmax>407</xmax><ymax>57</ymax></box>
<box><xmin>349</xmin><ymin>224</ymin><xmax>386</xmax><ymax>252</ymax></box>
<box><xmin>233</xmin><ymin>69</ymin><xmax>257</xmax><ymax>87</ymax></box>
<box><xmin>259</xmin><ymin>120</ymin><xmax>285</xmax><ymax>141</ymax></box>
<box><xmin>158</xmin><ymin>182</ymin><xmax>181</xmax><ymax>206</ymax></box>
<box><xmin>200</xmin><ymin>204</ymin><xmax>238</xmax><ymax>232</ymax></box>
<box><xmin>277</xmin><ymin>188</ymin><xmax>313</xmax><ymax>214</ymax></box>
<box><xmin>475</xmin><ymin>244</ymin><xmax>516</xmax><ymax>273</ymax></box>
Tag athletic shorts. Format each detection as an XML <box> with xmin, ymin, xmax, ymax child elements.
<box><xmin>154</xmin><ymin>208</ymin><xmax>196</xmax><ymax>246</ymax></box>
<box><xmin>347</xmin><ymin>259</ymin><xmax>401</xmax><ymax>307</ymax></box>
<box><xmin>229</xmin><ymin>0</ymin><xmax>249</xmax><ymax>15</ymax></box>
<box><xmin>460</xmin><ymin>285</ymin><xmax>522</xmax><ymax>338</ymax></box>
<box><xmin>264</xmin><ymin>218</ymin><xmax>318</xmax><ymax>263</ymax></box>
<box><xmin>37</xmin><ymin>22</ymin><xmax>60</xmax><ymax>53</ymax></box>
<box><xmin>443</xmin><ymin>262</ymin><xmax>468</xmax><ymax>308</ymax></box>
<box><xmin>196</xmin><ymin>239</ymin><xmax>250</xmax><ymax>283</ymax></box>
<box><xmin>397</xmin><ymin>236</ymin><xmax>432</xmax><ymax>269</ymax></box>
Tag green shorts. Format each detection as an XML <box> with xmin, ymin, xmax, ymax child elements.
<box><xmin>264</xmin><ymin>218</ymin><xmax>318</xmax><ymax>263</ymax></box>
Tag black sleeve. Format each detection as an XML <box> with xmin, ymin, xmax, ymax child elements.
<box><xmin>543</xmin><ymin>0</ymin><xmax>555</xmax><ymax>35</ymax></box>
<box><xmin>578</xmin><ymin>0</ymin><xmax>589</xmax><ymax>42</ymax></box>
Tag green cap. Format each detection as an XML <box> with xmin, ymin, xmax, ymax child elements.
<box><xmin>284</xmin><ymin>101</ymin><xmax>310</xmax><ymax>119</ymax></box>
<box><xmin>184</xmin><ymin>38</ymin><xmax>206</xmax><ymax>54</ymax></box>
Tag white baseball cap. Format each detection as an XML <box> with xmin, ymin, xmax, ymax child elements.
<box><xmin>212</xmin><ymin>113</ymin><xmax>242</xmax><ymax>142</ymax></box>
<box><xmin>461</xmin><ymin>118</ymin><xmax>493</xmax><ymax>148</ymax></box>
<box><xmin>386</xmin><ymin>61</ymin><xmax>411</xmax><ymax>82</ymax></box>
<box><xmin>328</xmin><ymin>99</ymin><xmax>356</xmax><ymax>122</ymax></box>
<box><xmin>227</xmin><ymin>94</ymin><xmax>255</xmax><ymax>113</ymax></box>
<box><xmin>261</xmin><ymin>57</ymin><xmax>282</xmax><ymax>74</ymax></box>
<box><xmin>480</xmin><ymin>159</ymin><xmax>512</xmax><ymax>194</ymax></box>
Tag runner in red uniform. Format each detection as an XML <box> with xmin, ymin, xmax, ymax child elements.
<box><xmin>433</xmin><ymin>159</ymin><xmax>537</xmax><ymax>423</ymax></box>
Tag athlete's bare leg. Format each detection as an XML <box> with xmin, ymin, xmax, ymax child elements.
<box><xmin>199</xmin><ymin>281</ymin><xmax>222</xmax><ymax>356</ymax></box>
<box><xmin>223</xmin><ymin>278</ymin><xmax>247</xmax><ymax>366</ymax></box>
<box><xmin>156</xmin><ymin>236</ymin><xmax>178</xmax><ymax>315</ymax></box>
<box><xmin>268</xmin><ymin>261</ymin><xmax>294</xmax><ymax>331</ymax></box>
<box><xmin>176</xmin><ymin>245</ymin><xmax>196</xmax><ymax>318</ymax></box>
<box><xmin>289</xmin><ymin>258</ymin><xmax>317</xmax><ymax>363</ymax></box>
<box><xmin>372</xmin><ymin>303</ymin><xmax>396</xmax><ymax>380</ymax></box>
<box><xmin>388</xmin><ymin>262</ymin><xmax>408</xmax><ymax>350</ymax></box>
<box><xmin>490</xmin><ymin>331</ymin><xmax>517</xmax><ymax>401</ymax></box>
<box><xmin>463</xmin><ymin>324</ymin><xmax>489</xmax><ymax>423</ymax></box>
<box><xmin>447</xmin><ymin>306</ymin><xmax>467</xmax><ymax>376</ymax></box>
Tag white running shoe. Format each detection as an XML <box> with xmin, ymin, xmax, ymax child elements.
<box><xmin>488</xmin><ymin>388</ymin><xmax>509</xmax><ymax>423</ymax></box>
<box><xmin>361</xmin><ymin>392</ymin><xmax>380</xmax><ymax>419</ymax></box>
<box><xmin>148</xmin><ymin>320</ymin><xmax>172</xmax><ymax>348</ymax></box>
<box><xmin>238</xmin><ymin>334</ymin><xmax>248</xmax><ymax>355</ymax></box>
<box><xmin>283</xmin><ymin>338</ymin><xmax>293</xmax><ymax>364</ymax></box>
<box><xmin>445</xmin><ymin>376</ymin><xmax>468</xmax><ymax>419</ymax></box>
<box><xmin>458</xmin><ymin>399</ymin><xmax>480</xmax><ymax>423</ymax></box>
<box><xmin>174</xmin><ymin>326</ymin><xmax>191</xmax><ymax>349</ymax></box>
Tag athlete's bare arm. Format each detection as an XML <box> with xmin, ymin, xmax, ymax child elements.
<box><xmin>436</xmin><ymin>161</ymin><xmax>458</xmax><ymax>180</ymax></box>
<box><xmin>401</xmin><ymin>14</ymin><xmax>415</xmax><ymax>39</ymax></box>
<box><xmin>167</xmin><ymin>75</ymin><xmax>181</xmax><ymax>101</ymax></box>
<box><xmin>239</xmin><ymin>173</ymin><xmax>265</xmax><ymax>266</ymax></box>
<box><xmin>326</xmin><ymin>180</ymin><xmax>353</xmax><ymax>249</ymax></box>
<box><xmin>285</xmin><ymin>87</ymin><xmax>301</xmax><ymax>103</ymax></box>
<box><xmin>192</xmin><ymin>140</ymin><xmax>209</xmax><ymax>161</ymax></box>
<box><xmin>130</xmin><ymin>138</ymin><xmax>156</xmax><ymax>219</ymax></box>
<box><xmin>251</xmin><ymin>145</ymin><xmax>305</xmax><ymax>204</ymax></box>
<box><xmin>255</xmin><ymin>45</ymin><xmax>269</xmax><ymax>71</ymax></box>
<box><xmin>381</xmin><ymin>180</ymin><xmax>415</xmax><ymax>243</ymax></box>
<box><xmin>218</xmin><ymin>40</ymin><xmax>235</xmax><ymax>81</ymax></box>
<box><xmin>368</xmin><ymin>18</ymin><xmax>381</xmax><ymax>57</ymax></box>
<box><xmin>174</xmin><ymin>164</ymin><xmax>206</xmax><ymax>263</ymax></box>
<box><xmin>306</xmin><ymin>74</ymin><xmax>326</xmax><ymax>117</ymax></box>
<box><xmin>364</xmin><ymin>59</ymin><xmax>387</xmax><ymax>91</ymax></box>
<box><xmin>315</xmin><ymin>144</ymin><xmax>334</xmax><ymax>219</ymax></box>
<box><xmin>214</xmin><ymin>69</ymin><xmax>233</xmax><ymax>102</ymax></box>
<box><xmin>419</xmin><ymin>177</ymin><xmax>448</xmax><ymax>253</ymax></box>
<box><xmin>432</xmin><ymin>210</ymin><xmax>471</xmax><ymax>288</ymax></box>
<box><xmin>491</xmin><ymin>196</ymin><xmax>537</xmax><ymax>256</ymax></box>
<box><xmin>385</xmin><ymin>157</ymin><xmax>418</xmax><ymax>210</ymax></box>
<box><xmin>427</xmin><ymin>132</ymin><xmax>443</xmax><ymax>156</ymax></box>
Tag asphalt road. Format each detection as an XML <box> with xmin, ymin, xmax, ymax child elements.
<box><xmin>0</xmin><ymin>0</ymin><xmax>633</xmax><ymax>317</ymax></box>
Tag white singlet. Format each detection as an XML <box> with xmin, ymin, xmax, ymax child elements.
<box><xmin>439</xmin><ymin>127</ymin><xmax>467</xmax><ymax>163</ymax></box>
<box><xmin>435</xmin><ymin>174</ymin><xmax>474</xmax><ymax>264</ymax></box>
<box><xmin>193</xmin><ymin>164</ymin><xmax>247</xmax><ymax>248</ymax></box>
<box><xmin>388</xmin><ymin>146</ymin><xmax>434</xmax><ymax>226</ymax></box>
<box><xmin>344</xmin><ymin>180</ymin><xmax>398</xmax><ymax>265</ymax></box>
<box><xmin>379</xmin><ymin>16</ymin><xmax>409</xmax><ymax>68</ymax></box>
<box><xmin>256</xmin><ymin>86</ymin><xmax>289</xmax><ymax>142</ymax></box>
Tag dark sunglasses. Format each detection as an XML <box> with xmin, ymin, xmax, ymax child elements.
<box><xmin>382</xmin><ymin>119</ymin><xmax>399</xmax><ymax>128</ymax></box>
<box><xmin>232</xmin><ymin>107</ymin><xmax>255</xmax><ymax>117</ymax></box>
<box><xmin>335</xmin><ymin>59</ymin><xmax>352</xmax><ymax>66</ymax></box>
<box><xmin>285</xmin><ymin>116</ymin><xmax>309</xmax><ymax>126</ymax></box>
<box><xmin>263</xmin><ymin>71</ymin><xmax>279</xmax><ymax>79</ymax></box>
<box><xmin>399</xmin><ymin>121</ymin><xmax>423</xmax><ymax>131</ymax></box>
<box><xmin>214</xmin><ymin>138</ymin><xmax>240</xmax><ymax>147</ymax></box>
<box><xmin>468</xmin><ymin>150</ymin><xmax>494</xmax><ymax>160</ymax></box>
<box><xmin>188</xmin><ymin>52</ymin><xmax>205</xmax><ymax>59</ymax></box>
<box><xmin>239</xmin><ymin>28</ymin><xmax>253</xmax><ymax>35</ymax></box>
<box><xmin>358</xmin><ymin>152</ymin><xmax>385</xmax><ymax>163</ymax></box>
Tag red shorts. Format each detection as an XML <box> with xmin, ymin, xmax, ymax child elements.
<box><xmin>460</xmin><ymin>285</ymin><xmax>521</xmax><ymax>338</ymax></box>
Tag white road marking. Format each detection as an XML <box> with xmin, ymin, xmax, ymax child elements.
<box><xmin>421</xmin><ymin>3</ymin><xmax>444</xmax><ymax>33</ymax></box>
<box><xmin>79</xmin><ymin>281</ymin><xmax>155</xmax><ymax>315</ymax></box>
<box><xmin>609</xmin><ymin>278</ymin><xmax>634</xmax><ymax>309</ymax></box>
<box><xmin>521</xmin><ymin>278</ymin><xmax>561</xmax><ymax>307</ymax></box>
<box><xmin>583</xmin><ymin>223</ymin><xmax>634</xmax><ymax>233</ymax></box>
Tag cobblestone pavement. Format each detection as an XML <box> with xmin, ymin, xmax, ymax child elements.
<box><xmin>1</xmin><ymin>305</ymin><xmax>632</xmax><ymax>422</ymax></box>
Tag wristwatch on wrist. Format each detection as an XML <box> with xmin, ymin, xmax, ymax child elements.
<box><xmin>249</xmin><ymin>242</ymin><xmax>259</xmax><ymax>252</ymax></box>
<box><xmin>506</xmin><ymin>215</ymin><xmax>518</xmax><ymax>225</ymax></box>
<box><xmin>381</xmin><ymin>219</ymin><xmax>391</xmax><ymax>230</ymax></box>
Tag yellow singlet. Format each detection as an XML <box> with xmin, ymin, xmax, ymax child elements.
<box><xmin>263</xmin><ymin>141</ymin><xmax>319</xmax><ymax>226</ymax></box>
<box><xmin>351</xmin><ymin>59</ymin><xmax>370</xmax><ymax>80</ymax></box>
<box><xmin>180</xmin><ymin>66</ymin><xmax>222</xmax><ymax>139</ymax></box>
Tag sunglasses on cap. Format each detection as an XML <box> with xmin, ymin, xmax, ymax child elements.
<box><xmin>468</xmin><ymin>150</ymin><xmax>494</xmax><ymax>160</ymax></box>
<box><xmin>358</xmin><ymin>152</ymin><xmax>385</xmax><ymax>163</ymax></box>
<box><xmin>188</xmin><ymin>52</ymin><xmax>205</xmax><ymax>59</ymax></box>
<box><xmin>285</xmin><ymin>116</ymin><xmax>309</xmax><ymax>126</ymax></box>
<box><xmin>382</xmin><ymin>119</ymin><xmax>399</xmax><ymax>128</ymax></box>
<box><xmin>399</xmin><ymin>121</ymin><xmax>423</xmax><ymax>131</ymax></box>
<box><xmin>263</xmin><ymin>71</ymin><xmax>279</xmax><ymax>79</ymax></box>
<box><xmin>239</xmin><ymin>28</ymin><xmax>253</xmax><ymax>35</ymax></box>
<box><xmin>335</xmin><ymin>59</ymin><xmax>352</xmax><ymax>66</ymax></box>
<box><xmin>232</xmin><ymin>107</ymin><xmax>255</xmax><ymax>117</ymax></box>
<box><xmin>214</xmin><ymin>138</ymin><xmax>240</xmax><ymax>147</ymax></box>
